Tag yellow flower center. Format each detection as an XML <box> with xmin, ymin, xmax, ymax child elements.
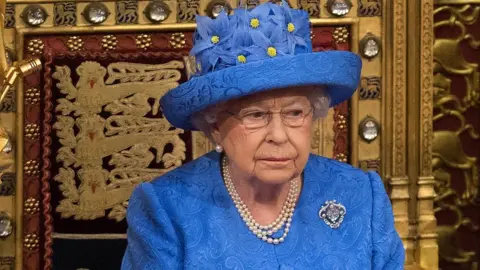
<box><xmin>287</xmin><ymin>23</ymin><xmax>295</xmax><ymax>33</ymax></box>
<box><xmin>250</xmin><ymin>18</ymin><xmax>260</xmax><ymax>28</ymax></box>
<box><xmin>211</xmin><ymin>35</ymin><xmax>220</xmax><ymax>44</ymax></box>
<box><xmin>237</xmin><ymin>55</ymin><xmax>247</xmax><ymax>63</ymax></box>
<box><xmin>267</xmin><ymin>47</ymin><xmax>277</xmax><ymax>57</ymax></box>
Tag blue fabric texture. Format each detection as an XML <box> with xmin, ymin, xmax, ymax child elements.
<box><xmin>159</xmin><ymin>2</ymin><xmax>362</xmax><ymax>130</ymax></box>
<box><xmin>121</xmin><ymin>152</ymin><xmax>405</xmax><ymax>269</ymax></box>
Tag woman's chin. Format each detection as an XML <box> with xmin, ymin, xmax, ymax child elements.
<box><xmin>255</xmin><ymin>168</ymin><xmax>298</xmax><ymax>185</ymax></box>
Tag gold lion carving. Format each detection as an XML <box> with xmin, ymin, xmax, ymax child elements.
<box><xmin>52</xmin><ymin>60</ymin><xmax>187</xmax><ymax>221</ymax></box>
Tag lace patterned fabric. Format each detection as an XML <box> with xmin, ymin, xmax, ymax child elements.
<box><xmin>121</xmin><ymin>152</ymin><xmax>405</xmax><ymax>270</ymax></box>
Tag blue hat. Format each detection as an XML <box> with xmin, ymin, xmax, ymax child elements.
<box><xmin>160</xmin><ymin>1</ymin><xmax>362</xmax><ymax>130</ymax></box>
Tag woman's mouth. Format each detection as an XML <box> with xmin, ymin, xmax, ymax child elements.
<box><xmin>260</xmin><ymin>157</ymin><xmax>291</xmax><ymax>162</ymax></box>
<box><xmin>257</xmin><ymin>158</ymin><xmax>292</xmax><ymax>167</ymax></box>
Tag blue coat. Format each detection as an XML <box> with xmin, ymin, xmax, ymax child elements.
<box><xmin>121</xmin><ymin>152</ymin><xmax>405</xmax><ymax>269</ymax></box>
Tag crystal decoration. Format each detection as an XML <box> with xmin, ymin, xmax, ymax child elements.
<box><xmin>206</xmin><ymin>0</ymin><xmax>231</xmax><ymax>19</ymax></box>
<box><xmin>83</xmin><ymin>3</ymin><xmax>110</xmax><ymax>25</ymax></box>
<box><xmin>21</xmin><ymin>5</ymin><xmax>48</xmax><ymax>27</ymax></box>
<box><xmin>2</xmin><ymin>140</ymin><xmax>12</xmax><ymax>153</ymax></box>
<box><xmin>145</xmin><ymin>1</ymin><xmax>171</xmax><ymax>23</ymax></box>
<box><xmin>326</xmin><ymin>0</ymin><xmax>352</xmax><ymax>17</ymax></box>
<box><xmin>360</xmin><ymin>117</ymin><xmax>380</xmax><ymax>142</ymax></box>
<box><xmin>360</xmin><ymin>34</ymin><xmax>381</xmax><ymax>59</ymax></box>
<box><xmin>364</xmin><ymin>40</ymin><xmax>379</xmax><ymax>57</ymax></box>
<box><xmin>5</xmin><ymin>48</ymin><xmax>14</xmax><ymax>67</ymax></box>
<box><xmin>0</xmin><ymin>212</ymin><xmax>13</xmax><ymax>238</ymax></box>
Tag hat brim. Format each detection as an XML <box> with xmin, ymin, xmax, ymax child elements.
<box><xmin>160</xmin><ymin>50</ymin><xmax>362</xmax><ymax>130</ymax></box>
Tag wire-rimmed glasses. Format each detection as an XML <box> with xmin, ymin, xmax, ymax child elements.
<box><xmin>225</xmin><ymin>106</ymin><xmax>314</xmax><ymax>129</ymax></box>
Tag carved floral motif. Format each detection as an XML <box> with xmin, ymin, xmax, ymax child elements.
<box><xmin>433</xmin><ymin>4</ymin><xmax>480</xmax><ymax>269</ymax></box>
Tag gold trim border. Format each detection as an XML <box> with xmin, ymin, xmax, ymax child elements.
<box><xmin>14</xmin><ymin>18</ymin><xmax>359</xmax><ymax>36</ymax></box>
<box><xmin>435</xmin><ymin>0</ymin><xmax>480</xmax><ymax>4</ymax></box>
<box><xmin>52</xmin><ymin>233</ymin><xmax>127</xmax><ymax>240</ymax></box>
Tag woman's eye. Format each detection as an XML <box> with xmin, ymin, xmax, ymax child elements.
<box><xmin>285</xmin><ymin>110</ymin><xmax>303</xmax><ymax>117</ymax></box>
<box><xmin>244</xmin><ymin>111</ymin><xmax>266</xmax><ymax>119</ymax></box>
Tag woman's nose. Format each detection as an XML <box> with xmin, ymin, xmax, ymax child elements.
<box><xmin>265</xmin><ymin>114</ymin><xmax>288</xmax><ymax>144</ymax></box>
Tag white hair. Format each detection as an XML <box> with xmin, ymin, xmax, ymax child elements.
<box><xmin>192</xmin><ymin>85</ymin><xmax>331</xmax><ymax>141</ymax></box>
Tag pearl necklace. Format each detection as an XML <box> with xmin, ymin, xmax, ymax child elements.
<box><xmin>221</xmin><ymin>156</ymin><xmax>299</xmax><ymax>245</ymax></box>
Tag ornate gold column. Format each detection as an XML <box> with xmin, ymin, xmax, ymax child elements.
<box><xmin>384</xmin><ymin>0</ymin><xmax>413</xmax><ymax>263</ymax></box>
<box><xmin>386</xmin><ymin>0</ymin><xmax>437</xmax><ymax>268</ymax></box>
<box><xmin>416</xmin><ymin>0</ymin><xmax>438</xmax><ymax>268</ymax></box>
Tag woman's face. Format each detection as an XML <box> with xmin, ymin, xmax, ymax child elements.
<box><xmin>211</xmin><ymin>87</ymin><xmax>314</xmax><ymax>185</ymax></box>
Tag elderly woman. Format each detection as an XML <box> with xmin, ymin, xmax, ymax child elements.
<box><xmin>122</xmin><ymin>2</ymin><xmax>404</xmax><ymax>269</ymax></box>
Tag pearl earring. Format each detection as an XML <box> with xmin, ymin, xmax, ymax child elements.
<box><xmin>215</xmin><ymin>144</ymin><xmax>223</xmax><ymax>153</ymax></box>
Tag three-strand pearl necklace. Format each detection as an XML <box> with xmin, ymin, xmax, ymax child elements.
<box><xmin>221</xmin><ymin>155</ymin><xmax>299</xmax><ymax>245</ymax></box>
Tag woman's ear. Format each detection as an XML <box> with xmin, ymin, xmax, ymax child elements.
<box><xmin>210</xmin><ymin>121</ymin><xmax>221</xmax><ymax>145</ymax></box>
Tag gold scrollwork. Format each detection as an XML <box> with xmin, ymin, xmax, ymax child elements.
<box><xmin>433</xmin><ymin>3</ymin><xmax>480</xmax><ymax>269</ymax></box>
<box><xmin>392</xmin><ymin>0</ymin><xmax>406</xmax><ymax>178</ymax></box>
<box><xmin>51</xmin><ymin>60</ymin><xmax>187</xmax><ymax>221</ymax></box>
<box><xmin>54</xmin><ymin>2</ymin><xmax>77</xmax><ymax>26</ymax></box>
<box><xmin>434</xmin><ymin>4</ymin><xmax>480</xmax><ymax>108</ymax></box>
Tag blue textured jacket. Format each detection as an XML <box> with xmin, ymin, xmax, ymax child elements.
<box><xmin>122</xmin><ymin>152</ymin><xmax>405</xmax><ymax>269</ymax></box>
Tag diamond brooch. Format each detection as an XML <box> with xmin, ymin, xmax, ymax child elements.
<box><xmin>319</xmin><ymin>200</ymin><xmax>346</xmax><ymax>229</ymax></box>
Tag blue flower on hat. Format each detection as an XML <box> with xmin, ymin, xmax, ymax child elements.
<box><xmin>280</xmin><ymin>0</ymin><xmax>311</xmax><ymax>53</ymax></box>
<box><xmin>246</xmin><ymin>26</ymin><xmax>289</xmax><ymax>61</ymax></box>
<box><xmin>190</xmin><ymin>11</ymin><xmax>236</xmax><ymax>69</ymax></box>
<box><xmin>215</xmin><ymin>30</ymin><xmax>254</xmax><ymax>66</ymax></box>
<box><xmin>234</xmin><ymin>4</ymin><xmax>278</xmax><ymax>33</ymax></box>
<box><xmin>190</xmin><ymin>1</ymin><xmax>313</xmax><ymax>74</ymax></box>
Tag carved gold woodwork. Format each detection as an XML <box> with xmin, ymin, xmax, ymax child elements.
<box><xmin>433</xmin><ymin>3</ymin><xmax>480</xmax><ymax>269</ymax></box>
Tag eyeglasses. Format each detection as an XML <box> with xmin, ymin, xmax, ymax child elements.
<box><xmin>225</xmin><ymin>106</ymin><xmax>314</xmax><ymax>129</ymax></box>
